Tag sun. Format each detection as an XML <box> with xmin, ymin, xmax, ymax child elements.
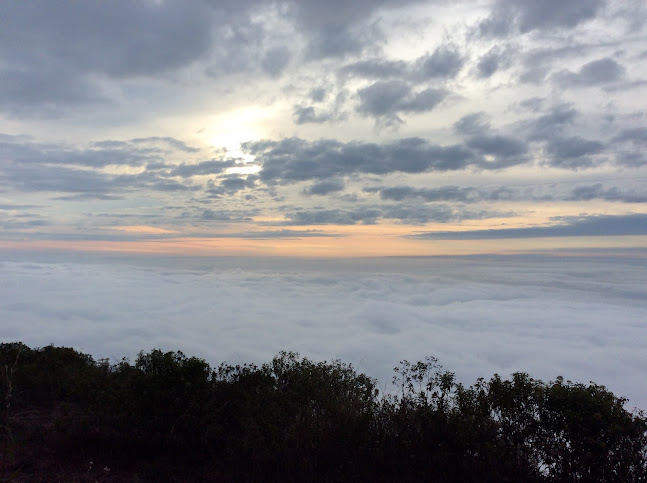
<box><xmin>207</xmin><ymin>106</ymin><xmax>270</xmax><ymax>163</ymax></box>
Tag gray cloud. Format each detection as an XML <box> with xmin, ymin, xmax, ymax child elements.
<box><xmin>302</xmin><ymin>179</ymin><xmax>346</xmax><ymax>196</ymax></box>
<box><xmin>293</xmin><ymin>106</ymin><xmax>343</xmax><ymax>125</ymax></box>
<box><xmin>544</xmin><ymin>136</ymin><xmax>605</xmax><ymax>169</ymax></box>
<box><xmin>0</xmin><ymin>63</ymin><xmax>110</xmax><ymax>118</ymax></box>
<box><xmin>371</xmin><ymin>183</ymin><xmax>647</xmax><ymax>204</ymax></box>
<box><xmin>0</xmin><ymin>1</ymin><xmax>213</xmax><ymax>77</ymax></box>
<box><xmin>569</xmin><ymin>184</ymin><xmax>647</xmax><ymax>203</ymax></box>
<box><xmin>613</xmin><ymin>127</ymin><xmax>647</xmax><ymax>146</ymax></box>
<box><xmin>170</xmin><ymin>160</ymin><xmax>239</xmax><ymax>177</ymax></box>
<box><xmin>279</xmin><ymin>202</ymin><xmax>507</xmax><ymax>226</ymax></box>
<box><xmin>476</xmin><ymin>47</ymin><xmax>513</xmax><ymax>78</ymax></box>
<box><xmin>0</xmin><ymin>135</ymin><xmax>199</xmax><ymax>169</ymax></box>
<box><xmin>340</xmin><ymin>58</ymin><xmax>410</xmax><ymax>79</ymax></box>
<box><xmin>409</xmin><ymin>213</ymin><xmax>647</xmax><ymax>239</ymax></box>
<box><xmin>356</xmin><ymin>81</ymin><xmax>446</xmax><ymax>126</ymax></box>
<box><xmin>478</xmin><ymin>0</ymin><xmax>606</xmax><ymax>37</ymax></box>
<box><xmin>204</xmin><ymin>176</ymin><xmax>259</xmax><ymax>197</ymax></box>
<box><xmin>553</xmin><ymin>58</ymin><xmax>626</xmax><ymax>88</ymax></box>
<box><xmin>372</xmin><ymin>185</ymin><xmax>494</xmax><ymax>203</ymax></box>
<box><xmin>453</xmin><ymin>112</ymin><xmax>491</xmax><ymax>136</ymax></box>
<box><xmin>466</xmin><ymin>134</ymin><xmax>528</xmax><ymax>159</ymax></box>
<box><xmin>282</xmin><ymin>208</ymin><xmax>382</xmax><ymax>225</ymax></box>
<box><xmin>524</xmin><ymin>104</ymin><xmax>578</xmax><ymax>141</ymax></box>
<box><xmin>200</xmin><ymin>209</ymin><xmax>256</xmax><ymax>222</ymax></box>
<box><xmin>245</xmin><ymin>137</ymin><xmax>479</xmax><ymax>184</ymax></box>
<box><xmin>261</xmin><ymin>46</ymin><xmax>292</xmax><ymax>78</ymax></box>
<box><xmin>416</xmin><ymin>45</ymin><xmax>465</xmax><ymax>79</ymax></box>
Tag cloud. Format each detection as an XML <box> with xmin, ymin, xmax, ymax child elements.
<box><xmin>453</xmin><ymin>112</ymin><xmax>491</xmax><ymax>136</ymax></box>
<box><xmin>371</xmin><ymin>183</ymin><xmax>647</xmax><ymax>205</ymax></box>
<box><xmin>478</xmin><ymin>0</ymin><xmax>606</xmax><ymax>37</ymax></box>
<box><xmin>170</xmin><ymin>160</ymin><xmax>239</xmax><ymax>177</ymax></box>
<box><xmin>282</xmin><ymin>208</ymin><xmax>382</xmax><ymax>225</ymax></box>
<box><xmin>553</xmin><ymin>58</ymin><xmax>626</xmax><ymax>88</ymax></box>
<box><xmin>409</xmin><ymin>213</ymin><xmax>647</xmax><ymax>239</ymax></box>
<box><xmin>543</xmin><ymin>136</ymin><xmax>605</xmax><ymax>169</ymax></box>
<box><xmin>1</xmin><ymin>1</ymin><xmax>214</xmax><ymax>78</ymax></box>
<box><xmin>246</xmin><ymin>137</ymin><xmax>480</xmax><ymax>184</ymax></box>
<box><xmin>292</xmin><ymin>105</ymin><xmax>345</xmax><ymax>125</ymax></box>
<box><xmin>204</xmin><ymin>176</ymin><xmax>259</xmax><ymax>197</ymax></box>
<box><xmin>1</xmin><ymin>254</ymin><xmax>645</xmax><ymax>411</ymax></box>
<box><xmin>340</xmin><ymin>58</ymin><xmax>409</xmax><ymax>79</ymax></box>
<box><xmin>356</xmin><ymin>81</ymin><xmax>447</xmax><ymax>126</ymax></box>
<box><xmin>260</xmin><ymin>46</ymin><xmax>292</xmax><ymax>78</ymax></box>
<box><xmin>466</xmin><ymin>134</ymin><xmax>528</xmax><ymax>159</ymax></box>
<box><xmin>415</xmin><ymin>45</ymin><xmax>465</xmax><ymax>79</ymax></box>
<box><xmin>302</xmin><ymin>179</ymin><xmax>346</xmax><ymax>196</ymax></box>
<box><xmin>372</xmin><ymin>185</ymin><xmax>496</xmax><ymax>203</ymax></box>
<box><xmin>569</xmin><ymin>184</ymin><xmax>647</xmax><ymax>203</ymax></box>
<box><xmin>475</xmin><ymin>47</ymin><xmax>514</xmax><ymax>78</ymax></box>
<box><xmin>278</xmin><ymin>203</ymin><xmax>507</xmax><ymax>226</ymax></box>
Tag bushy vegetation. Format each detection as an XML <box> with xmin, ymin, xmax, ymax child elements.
<box><xmin>1</xmin><ymin>342</ymin><xmax>646</xmax><ymax>481</ymax></box>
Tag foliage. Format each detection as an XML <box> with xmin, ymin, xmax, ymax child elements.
<box><xmin>0</xmin><ymin>342</ymin><xmax>645</xmax><ymax>481</ymax></box>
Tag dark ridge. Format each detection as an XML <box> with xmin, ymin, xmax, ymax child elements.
<box><xmin>1</xmin><ymin>342</ymin><xmax>645</xmax><ymax>482</ymax></box>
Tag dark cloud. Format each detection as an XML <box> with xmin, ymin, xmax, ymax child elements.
<box><xmin>409</xmin><ymin>213</ymin><xmax>647</xmax><ymax>240</ymax></box>
<box><xmin>0</xmin><ymin>135</ymin><xmax>198</xmax><ymax>169</ymax></box>
<box><xmin>305</xmin><ymin>24</ymin><xmax>378</xmax><ymax>60</ymax></box>
<box><xmin>0</xmin><ymin>1</ymin><xmax>213</xmax><ymax>78</ymax></box>
<box><xmin>613</xmin><ymin>128</ymin><xmax>647</xmax><ymax>146</ymax></box>
<box><xmin>356</xmin><ymin>81</ymin><xmax>446</xmax><ymax>126</ymax></box>
<box><xmin>0</xmin><ymin>1</ymin><xmax>216</xmax><ymax>115</ymax></box>
<box><xmin>204</xmin><ymin>176</ymin><xmax>259</xmax><ymax>197</ymax></box>
<box><xmin>416</xmin><ymin>46</ymin><xmax>465</xmax><ymax>79</ymax></box>
<box><xmin>0</xmin><ymin>63</ymin><xmax>110</xmax><ymax>118</ymax></box>
<box><xmin>525</xmin><ymin>105</ymin><xmax>578</xmax><ymax>141</ymax></box>
<box><xmin>260</xmin><ymin>46</ymin><xmax>292</xmax><ymax>78</ymax></box>
<box><xmin>309</xmin><ymin>87</ymin><xmax>327</xmax><ymax>102</ymax></box>
<box><xmin>544</xmin><ymin>137</ymin><xmax>605</xmax><ymax>169</ymax></box>
<box><xmin>476</xmin><ymin>47</ymin><xmax>513</xmax><ymax>78</ymax></box>
<box><xmin>340</xmin><ymin>59</ymin><xmax>410</xmax><ymax>79</ymax></box>
<box><xmin>244</xmin><ymin>137</ymin><xmax>480</xmax><ymax>184</ymax></box>
<box><xmin>293</xmin><ymin>106</ymin><xmax>343</xmax><ymax>125</ymax></box>
<box><xmin>170</xmin><ymin>160</ymin><xmax>238</xmax><ymax>177</ymax></box>
<box><xmin>569</xmin><ymin>184</ymin><xmax>647</xmax><ymax>203</ymax></box>
<box><xmin>277</xmin><ymin>202</ymin><xmax>509</xmax><ymax>226</ymax></box>
<box><xmin>54</xmin><ymin>194</ymin><xmax>123</xmax><ymax>202</ymax></box>
<box><xmin>478</xmin><ymin>0</ymin><xmax>605</xmax><ymax>37</ymax></box>
<box><xmin>553</xmin><ymin>58</ymin><xmax>626</xmax><ymax>88</ymax></box>
<box><xmin>371</xmin><ymin>183</ymin><xmax>647</xmax><ymax>205</ymax></box>
<box><xmin>374</xmin><ymin>185</ymin><xmax>485</xmax><ymax>203</ymax></box>
<box><xmin>453</xmin><ymin>113</ymin><xmax>491</xmax><ymax>136</ymax></box>
<box><xmin>379</xmin><ymin>204</ymin><xmax>502</xmax><ymax>224</ymax></box>
<box><xmin>466</xmin><ymin>134</ymin><xmax>528</xmax><ymax>159</ymax></box>
<box><xmin>200</xmin><ymin>209</ymin><xmax>256</xmax><ymax>222</ymax></box>
<box><xmin>282</xmin><ymin>208</ymin><xmax>381</xmax><ymax>225</ymax></box>
<box><xmin>302</xmin><ymin>179</ymin><xmax>346</xmax><ymax>196</ymax></box>
<box><xmin>2</xmin><ymin>164</ymin><xmax>116</xmax><ymax>194</ymax></box>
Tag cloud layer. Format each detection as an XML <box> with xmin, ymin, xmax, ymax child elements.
<box><xmin>1</xmin><ymin>254</ymin><xmax>646</xmax><ymax>410</ymax></box>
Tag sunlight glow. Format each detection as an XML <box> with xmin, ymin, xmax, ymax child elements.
<box><xmin>207</xmin><ymin>106</ymin><xmax>270</xmax><ymax>161</ymax></box>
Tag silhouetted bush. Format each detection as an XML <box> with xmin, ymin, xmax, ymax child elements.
<box><xmin>1</xmin><ymin>342</ymin><xmax>645</xmax><ymax>481</ymax></box>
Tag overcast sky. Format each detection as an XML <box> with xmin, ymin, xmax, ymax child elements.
<box><xmin>1</xmin><ymin>0</ymin><xmax>646</xmax><ymax>255</ymax></box>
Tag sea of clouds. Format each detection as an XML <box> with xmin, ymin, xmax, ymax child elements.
<box><xmin>1</xmin><ymin>252</ymin><xmax>646</xmax><ymax>410</ymax></box>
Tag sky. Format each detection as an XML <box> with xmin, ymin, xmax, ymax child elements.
<box><xmin>1</xmin><ymin>0</ymin><xmax>647</xmax><ymax>256</ymax></box>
